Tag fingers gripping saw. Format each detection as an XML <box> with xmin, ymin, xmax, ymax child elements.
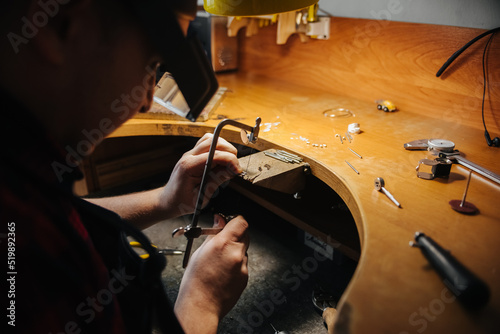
<box><xmin>172</xmin><ymin>117</ymin><xmax>261</xmax><ymax>268</ymax></box>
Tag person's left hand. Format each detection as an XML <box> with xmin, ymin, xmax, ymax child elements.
<box><xmin>159</xmin><ymin>133</ymin><xmax>242</xmax><ymax>218</ymax></box>
<box><xmin>174</xmin><ymin>214</ymin><xmax>250</xmax><ymax>333</ymax></box>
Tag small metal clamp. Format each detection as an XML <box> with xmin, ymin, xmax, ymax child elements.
<box><xmin>416</xmin><ymin>157</ymin><xmax>453</xmax><ymax>180</ymax></box>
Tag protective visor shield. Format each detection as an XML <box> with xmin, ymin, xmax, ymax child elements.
<box><xmin>124</xmin><ymin>0</ymin><xmax>218</xmax><ymax>122</ymax></box>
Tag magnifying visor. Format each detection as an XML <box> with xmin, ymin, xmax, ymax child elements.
<box><xmin>123</xmin><ymin>0</ymin><xmax>218</xmax><ymax>122</ymax></box>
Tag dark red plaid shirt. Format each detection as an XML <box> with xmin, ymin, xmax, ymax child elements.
<box><xmin>1</xmin><ymin>91</ymin><xmax>126</xmax><ymax>333</ymax></box>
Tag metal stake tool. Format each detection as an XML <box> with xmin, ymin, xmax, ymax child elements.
<box><xmin>374</xmin><ymin>177</ymin><xmax>401</xmax><ymax>208</ymax></box>
<box><xmin>179</xmin><ymin>117</ymin><xmax>261</xmax><ymax>268</ymax></box>
<box><xmin>449</xmin><ymin>170</ymin><xmax>478</xmax><ymax>214</ymax></box>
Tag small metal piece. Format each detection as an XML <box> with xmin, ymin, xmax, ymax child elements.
<box><xmin>293</xmin><ymin>192</ymin><xmax>302</xmax><ymax>200</ymax></box>
<box><xmin>427</xmin><ymin>139</ymin><xmax>456</xmax><ymax>153</ymax></box>
<box><xmin>449</xmin><ymin>170</ymin><xmax>479</xmax><ymax>214</ymax></box>
<box><xmin>416</xmin><ymin>157</ymin><xmax>452</xmax><ymax>180</ymax></box>
<box><xmin>339</xmin><ymin>136</ymin><xmax>343</xmax><ymax>144</ymax></box>
<box><xmin>274</xmin><ymin>150</ymin><xmax>303</xmax><ymax>163</ymax></box>
<box><xmin>346</xmin><ymin>131</ymin><xmax>353</xmax><ymax>141</ymax></box>
<box><xmin>158</xmin><ymin>249</ymin><xmax>185</xmax><ymax>255</ymax></box>
<box><xmin>348</xmin><ymin>147</ymin><xmax>362</xmax><ymax>159</ymax></box>
<box><xmin>374</xmin><ymin>177</ymin><xmax>401</xmax><ymax>208</ymax></box>
<box><xmin>460</xmin><ymin>171</ymin><xmax>472</xmax><ymax>205</ymax></box>
<box><xmin>276</xmin><ymin>150</ymin><xmax>302</xmax><ymax>160</ymax></box>
<box><xmin>345</xmin><ymin>132</ymin><xmax>351</xmax><ymax>143</ymax></box>
<box><xmin>345</xmin><ymin>160</ymin><xmax>359</xmax><ymax>174</ymax></box>
<box><xmin>172</xmin><ymin>226</ymin><xmax>223</xmax><ymax>239</ymax></box>
<box><xmin>265</xmin><ymin>151</ymin><xmax>292</xmax><ymax>163</ymax></box>
<box><xmin>404</xmin><ymin>138</ymin><xmax>429</xmax><ymax>150</ymax></box>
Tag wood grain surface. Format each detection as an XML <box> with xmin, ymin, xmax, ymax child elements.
<box><xmin>238</xmin><ymin>17</ymin><xmax>500</xmax><ymax>135</ymax></box>
<box><xmin>112</xmin><ymin>71</ymin><xmax>500</xmax><ymax>333</ymax></box>
<box><xmin>108</xmin><ymin>17</ymin><xmax>500</xmax><ymax>334</ymax></box>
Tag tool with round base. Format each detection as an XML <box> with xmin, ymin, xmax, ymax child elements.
<box><xmin>374</xmin><ymin>177</ymin><xmax>401</xmax><ymax>208</ymax></box>
<box><xmin>449</xmin><ymin>170</ymin><xmax>478</xmax><ymax>214</ymax></box>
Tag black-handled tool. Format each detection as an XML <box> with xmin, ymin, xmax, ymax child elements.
<box><xmin>410</xmin><ymin>232</ymin><xmax>490</xmax><ymax>309</ymax></box>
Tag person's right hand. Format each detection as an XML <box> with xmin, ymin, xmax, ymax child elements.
<box><xmin>174</xmin><ymin>214</ymin><xmax>250</xmax><ymax>334</ymax></box>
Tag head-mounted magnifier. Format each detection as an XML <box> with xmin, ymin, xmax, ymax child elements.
<box><xmin>123</xmin><ymin>0</ymin><xmax>218</xmax><ymax>122</ymax></box>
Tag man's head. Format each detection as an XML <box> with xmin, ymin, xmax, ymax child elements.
<box><xmin>0</xmin><ymin>0</ymin><xmax>198</xmax><ymax>156</ymax></box>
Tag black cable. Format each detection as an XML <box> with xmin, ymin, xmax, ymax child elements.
<box><xmin>436</xmin><ymin>27</ymin><xmax>500</xmax><ymax>77</ymax></box>
<box><xmin>481</xmin><ymin>33</ymin><xmax>495</xmax><ymax>134</ymax></box>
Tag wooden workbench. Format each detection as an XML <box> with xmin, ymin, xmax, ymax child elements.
<box><xmin>110</xmin><ymin>72</ymin><xmax>500</xmax><ymax>333</ymax></box>
<box><xmin>108</xmin><ymin>18</ymin><xmax>500</xmax><ymax>333</ymax></box>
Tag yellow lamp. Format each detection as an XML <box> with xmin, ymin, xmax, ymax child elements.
<box><xmin>204</xmin><ymin>0</ymin><xmax>318</xmax><ymax>16</ymax></box>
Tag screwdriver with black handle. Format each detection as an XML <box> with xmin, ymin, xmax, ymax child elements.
<box><xmin>411</xmin><ymin>232</ymin><xmax>490</xmax><ymax>309</ymax></box>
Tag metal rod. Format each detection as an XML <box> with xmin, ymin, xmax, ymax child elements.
<box><xmin>455</xmin><ymin>155</ymin><xmax>500</xmax><ymax>186</ymax></box>
<box><xmin>276</xmin><ymin>150</ymin><xmax>303</xmax><ymax>161</ymax></box>
<box><xmin>265</xmin><ymin>151</ymin><xmax>292</xmax><ymax>163</ymax></box>
<box><xmin>460</xmin><ymin>170</ymin><xmax>473</xmax><ymax>207</ymax></box>
<box><xmin>345</xmin><ymin>160</ymin><xmax>359</xmax><ymax>174</ymax></box>
<box><xmin>348</xmin><ymin>148</ymin><xmax>362</xmax><ymax>159</ymax></box>
<box><xmin>382</xmin><ymin>188</ymin><xmax>401</xmax><ymax>207</ymax></box>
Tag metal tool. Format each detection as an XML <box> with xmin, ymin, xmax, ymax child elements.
<box><xmin>404</xmin><ymin>138</ymin><xmax>500</xmax><ymax>185</ymax></box>
<box><xmin>345</xmin><ymin>131</ymin><xmax>353</xmax><ymax>142</ymax></box>
<box><xmin>172</xmin><ymin>226</ymin><xmax>223</xmax><ymax>239</ymax></box>
<box><xmin>129</xmin><ymin>241</ymin><xmax>184</xmax><ymax>259</ymax></box>
<box><xmin>410</xmin><ymin>232</ymin><xmax>490</xmax><ymax>309</ymax></box>
<box><xmin>416</xmin><ymin>157</ymin><xmax>453</xmax><ymax>180</ymax></box>
<box><xmin>449</xmin><ymin>170</ymin><xmax>479</xmax><ymax>214</ymax></box>
<box><xmin>404</xmin><ymin>138</ymin><xmax>455</xmax><ymax>152</ymax></box>
<box><xmin>348</xmin><ymin>147</ymin><xmax>362</xmax><ymax>159</ymax></box>
<box><xmin>440</xmin><ymin>151</ymin><xmax>500</xmax><ymax>186</ymax></box>
<box><xmin>176</xmin><ymin>117</ymin><xmax>261</xmax><ymax>268</ymax></box>
<box><xmin>270</xmin><ymin>324</ymin><xmax>289</xmax><ymax>334</ymax></box>
<box><xmin>345</xmin><ymin>132</ymin><xmax>352</xmax><ymax>143</ymax></box>
<box><xmin>335</xmin><ymin>134</ymin><xmax>343</xmax><ymax>144</ymax></box>
<box><xmin>374</xmin><ymin>177</ymin><xmax>401</xmax><ymax>207</ymax></box>
<box><xmin>345</xmin><ymin>160</ymin><xmax>359</xmax><ymax>174</ymax></box>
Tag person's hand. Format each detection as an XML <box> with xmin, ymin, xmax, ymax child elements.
<box><xmin>174</xmin><ymin>214</ymin><xmax>250</xmax><ymax>333</ymax></box>
<box><xmin>160</xmin><ymin>134</ymin><xmax>243</xmax><ymax>218</ymax></box>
